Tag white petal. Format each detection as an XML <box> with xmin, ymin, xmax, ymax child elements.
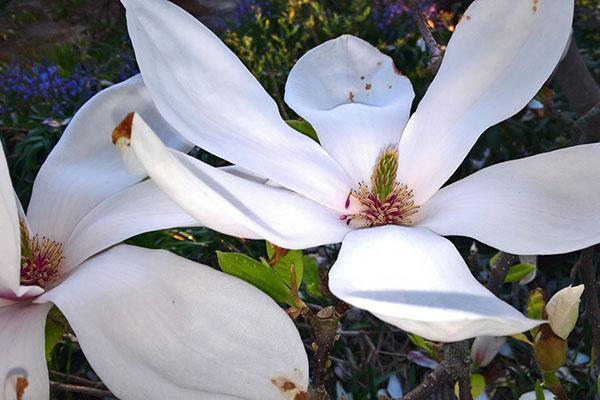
<box><xmin>27</xmin><ymin>74</ymin><xmax>191</xmax><ymax>244</ymax></box>
<box><xmin>328</xmin><ymin>226</ymin><xmax>539</xmax><ymax>342</ymax></box>
<box><xmin>129</xmin><ymin>114</ymin><xmax>350</xmax><ymax>249</ymax></box>
<box><xmin>418</xmin><ymin>144</ymin><xmax>600</xmax><ymax>255</ymax></box>
<box><xmin>519</xmin><ymin>390</ymin><xmax>556</xmax><ymax>400</ymax></box>
<box><xmin>123</xmin><ymin>0</ymin><xmax>352</xmax><ymax>210</ymax></box>
<box><xmin>0</xmin><ymin>302</ymin><xmax>51</xmax><ymax>400</ymax></box>
<box><xmin>0</xmin><ymin>148</ymin><xmax>20</xmax><ymax>294</ymax></box>
<box><xmin>285</xmin><ymin>35</ymin><xmax>414</xmax><ymax>183</ymax></box>
<box><xmin>471</xmin><ymin>336</ymin><xmax>506</xmax><ymax>367</ymax></box>
<box><xmin>39</xmin><ymin>245</ymin><xmax>308</xmax><ymax>400</ymax></box>
<box><xmin>61</xmin><ymin>180</ymin><xmax>202</xmax><ymax>272</ymax></box>
<box><xmin>396</xmin><ymin>0</ymin><xmax>574</xmax><ymax>203</ymax></box>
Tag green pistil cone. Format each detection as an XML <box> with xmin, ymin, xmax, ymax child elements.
<box><xmin>372</xmin><ymin>146</ymin><xmax>399</xmax><ymax>202</ymax></box>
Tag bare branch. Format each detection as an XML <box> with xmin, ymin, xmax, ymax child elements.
<box><xmin>50</xmin><ymin>381</ymin><xmax>114</xmax><ymax>398</ymax></box>
<box><xmin>487</xmin><ymin>252</ymin><xmax>517</xmax><ymax>296</ymax></box>
<box><xmin>408</xmin><ymin>0</ymin><xmax>444</xmax><ymax>74</ymax></box>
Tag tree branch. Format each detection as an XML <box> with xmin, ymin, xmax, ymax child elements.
<box><xmin>50</xmin><ymin>381</ymin><xmax>114</xmax><ymax>398</ymax></box>
<box><xmin>408</xmin><ymin>0</ymin><xmax>443</xmax><ymax>74</ymax></box>
<box><xmin>577</xmin><ymin>247</ymin><xmax>600</xmax><ymax>378</ymax></box>
<box><xmin>487</xmin><ymin>252</ymin><xmax>517</xmax><ymax>296</ymax></box>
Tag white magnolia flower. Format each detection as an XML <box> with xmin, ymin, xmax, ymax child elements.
<box><xmin>0</xmin><ymin>76</ymin><xmax>308</xmax><ymax>399</ymax></box>
<box><xmin>119</xmin><ymin>0</ymin><xmax>599</xmax><ymax>342</ymax></box>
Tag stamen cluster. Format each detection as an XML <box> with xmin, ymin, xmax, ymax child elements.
<box><xmin>20</xmin><ymin>220</ymin><xmax>63</xmax><ymax>289</ymax></box>
<box><xmin>341</xmin><ymin>146</ymin><xmax>419</xmax><ymax>227</ymax></box>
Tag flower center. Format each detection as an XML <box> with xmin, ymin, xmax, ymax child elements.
<box><xmin>341</xmin><ymin>145</ymin><xmax>419</xmax><ymax>228</ymax></box>
<box><xmin>19</xmin><ymin>219</ymin><xmax>63</xmax><ymax>289</ymax></box>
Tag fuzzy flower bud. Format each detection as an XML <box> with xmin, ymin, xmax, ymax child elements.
<box><xmin>533</xmin><ymin>324</ymin><xmax>567</xmax><ymax>373</ymax></box>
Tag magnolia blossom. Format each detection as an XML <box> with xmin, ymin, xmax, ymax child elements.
<box><xmin>119</xmin><ymin>0</ymin><xmax>600</xmax><ymax>341</ymax></box>
<box><xmin>1</xmin><ymin>76</ymin><xmax>307</xmax><ymax>399</ymax></box>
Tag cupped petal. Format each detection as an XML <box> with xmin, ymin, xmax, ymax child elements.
<box><xmin>328</xmin><ymin>226</ymin><xmax>539</xmax><ymax>342</ymax></box>
<box><xmin>0</xmin><ymin>147</ymin><xmax>20</xmax><ymax>294</ymax></box>
<box><xmin>39</xmin><ymin>245</ymin><xmax>308</xmax><ymax>400</ymax></box>
<box><xmin>285</xmin><ymin>35</ymin><xmax>414</xmax><ymax>183</ymax></box>
<box><xmin>418</xmin><ymin>144</ymin><xmax>600</xmax><ymax>255</ymax></box>
<box><xmin>397</xmin><ymin>0</ymin><xmax>574</xmax><ymax>204</ymax></box>
<box><xmin>27</xmin><ymin>74</ymin><xmax>191</xmax><ymax>244</ymax></box>
<box><xmin>0</xmin><ymin>302</ymin><xmax>51</xmax><ymax>400</ymax></box>
<box><xmin>61</xmin><ymin>180</ymin><xmax>204</xmax><ymax>272</ymax></box>
<box><xmin>128</xmin><ymin>114</ymin><xmax>351</xmax><ymax>249</ymax></box>
<box><xmin>122</xmin><ymin>0</ymin><xmax>352</xmax><ymax>210</ymax></box>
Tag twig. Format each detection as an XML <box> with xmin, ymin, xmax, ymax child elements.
<box><xmin>487</xmin><ymin>252</ymin><xmax>517</xmax><ymax>296</ymax></box>
<box><xmin>403</xmin><ymin>366</ymin><xmax>450</xmax><ymax>400</ymax></box>
<box><xmin>305</xmin><ymin>305</ymin><xmax>343</xmax><ymax>400</ymax></box>
<box><xmin>49</xmin><ymin>381</ymin><xmax>114</xmax><ymax>398</ymax></box>
<box><xmin>577</xmin><ymin>247</ymin><xmax>600</xmax><ymax>378</ymax></box>
<box><xmin>554</xmin><ymin>40</ymin><xmax>600</xmax><ymax>144</ymax></box>
<box><xmin>408</xmin><ymin>0</ymin><xmax>443</xmax><ymax>74</ymax></box>
<box><xmin>49</xmin><ymin>370</ymin><xmax>106</xmax><ymax>388</ymax></box>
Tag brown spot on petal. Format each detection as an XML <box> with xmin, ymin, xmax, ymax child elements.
<box><xmin>360</xmin><ymin>75</ymin><xmax>365</xmax><ymax>80</ymax></box>
<box><xmin>465</xmin><ymin>15</ymin><xmax>471</xmax><ymax>20</ymax></box>
<box><xmin>272</xmin><ymin>377</ymin><xmax>307</xmax><ymax>400</ymax></box>
<box><xmin>365</xmin><ymin>83</ymin><xmax>372</xmax><ymax>90</ymax></box>
<box><xmin>348</xmin><ymin>91</ymin><xmax>355</xmax><ymax>102</ymax></box>
<box><xmin>112</xmin><ymin>112</ymin><xmax>135</xmax><ymax>145</ymax></box>
<box><xmin>376</xmin><ymin>61</ymin><xmax>382</xmax><ymax>66</ymax></box>
<box><xmin>16</xmin><ymin>377</ymin><xmax>28</xmax><ymax>400</ymax></box>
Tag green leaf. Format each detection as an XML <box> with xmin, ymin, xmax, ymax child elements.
<box><xmin>408</xmin><ymin>334</ymin><xmax>436</xmax><ymax>359</ymax></box>
<box><xmin>45</xmin><ymin>307</ymin><xmax>65</xmax><ymax>360</ymax></box>
<box><xmin>535</xmin><ymin>380</ymin><xmax>545</xmax><ymax>400</ymax></box>
<box><xmin>265</xmin><ymin>242</ymin><xmax>304</xmax><ymax>290</ymax></box>
<box><xmin>217</xmin><ymin>251</ymin><xmax>293</xmax><ymax>305</ymax></box>
<box><xmin>302</xmin><ymin>255</ymin><xmax>322</xmax><ymax>298</ymax></box>
<box><xmin>489</xmin><ymin>251</ymin><xmax>501</xmax><ymax>267</ymax></box>
<box><xmin>504</xmin><ymin>263</ymin><xmax>536</xmax><ymax>283</ymax></box>
<box><xmin>286</xmin><ymin>119</ymin><xmax>319</xmax><ymax>142</ymax></box>
<box><xmin>454</xmin><ymin>374</ymin><xmax>485</xmax><ymax>399</ymax></box>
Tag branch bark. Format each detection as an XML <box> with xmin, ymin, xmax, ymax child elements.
<box><xmin>408</xmin><ymin>0</ymin><xmax>443</xmax><ymax>74</ymax></box>
<box><xmin>50</xmin><ymin>381</ymin><xmax>114</xmax><ymax>398</ymax></box>
<box><xmin>487</xmin><ymin>252</ymin><xmax>517</xmax><ymax>296</ymax></box>
<box><xmin>306</xmin><ymin>306</ymin><xmax>342</xmax><ymax>400</ymax></box>
<box><xmin>577</xmin><ymin>247</ymin><xmax>600</xmax><ymax>378</ymax></box>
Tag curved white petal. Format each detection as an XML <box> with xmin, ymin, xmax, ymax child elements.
<box><xmin>329</xmin><ymin>226</ymin><xmax>539</xmax><ymax>342</ymax></box>
<box><xmin>397</xmin><ymin>0</ymin><xmax>574</xmax><ymax>204</ymax></box>
<box><xmin>0</xmin><ymin>148</ymin><xmax>20</xmax><ymax>294</ymax></box>
<box><xmin>61</xmin><ymin>180</ymin><xmax>203</xmax><ymax>272</ymax></box>
<box><xmin>40</xmin><ymin>245</ymin><xmax>308</xmax><ymax>400</ymax></box>
<box><xmin>0</xmin><ymin>302</ymin><xmax>51</xmax><ymax>400</ymax></box>
<box><xmin>129</xmin><ymin>114</ymin><xmax>350</xmax><ymax>249</ymax></box>
<box><xmin>418</xmin><ymin>144</ymin><xmax>600</xmax><ymax>255</ymax></box>
<box><xmin>122</xmin><ymin>0</ymin><xmax>352</xmax><ymax>210</ymax></box>
<box><xmin>285</xmin><ymin>35</ymin><xmax>414</xmax><ymax>183</ymax></box>
<box><xmin>27</xmin><ymin>74</ymin><xmax>191</xmax><ymax>244</ymax></box>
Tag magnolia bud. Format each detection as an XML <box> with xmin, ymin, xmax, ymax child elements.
<box><xmin>471</xmin><ymin>336</ymin><xmax>506</xmax><ymax>367</ymax></box>
<box><xmin>533</xmin><ymin>324</ymin><xmax>567</xmax><ymax>373</ymax></box>
<box><xmin>545</xmin><ymin>285</ymin><xmax>584</xmax><ymax>340</ymax></box>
